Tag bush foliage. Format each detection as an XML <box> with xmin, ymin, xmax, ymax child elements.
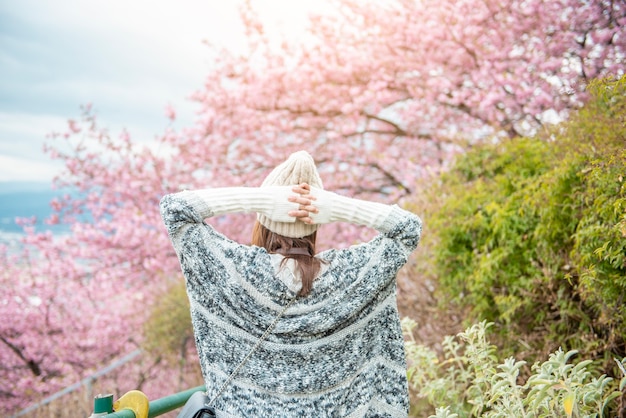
<box><xmin>431</xmin><ymin>77</ymin><xmax>626</xmax><ymax>368</ymax></box>
<box><xmin>404</xmin><ymin>319</ymin><xmax>626</xmax><ymax>417</ymax></box>
<box><xmin>143</xmin><ymin>281</ymin><xmax>196</xmax><ymax>362</ymax></box>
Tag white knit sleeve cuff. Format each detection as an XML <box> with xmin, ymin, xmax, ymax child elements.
<box><xmin>184</xmin><ymin>186</ymin><xmax>298</xmax><ymax>221</ymax></box>
<box><xmin>309</xmin><ymin>188</ymin><xmax>394</xmax><ymax>230</ymax></box>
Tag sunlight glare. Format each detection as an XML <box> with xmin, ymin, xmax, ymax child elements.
<box><xmin>248</xmin><ymin>0</ymin><xmax>332</xmax><ymax>41</ymax></box>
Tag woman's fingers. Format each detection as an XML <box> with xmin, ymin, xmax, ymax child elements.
<box><xmin>288</xmin><ymin>209</ymin><xmax>310</xmax><ymax>218</ymax></box>
<box><xmin>288</xmin><ymin>195</ymin><xmax>318</xmax><ymax>210</ymax></box>
<box><xmin>299</xmin><ymin>216</ymin><xmax>314</xmax><ymax>225</ymax></box>
<box><xmin>291</xmin><ymin>183</ymin><xmax>315</xmax><ymax>198</ymax></box>
<box><xmin>288</xmin><ymin>210</ymin><xmax>315</xmax><ymax>224</ymax></box>
<box><xmin>288</xmin><ymin>183</ymin><xmax>317</xmax><ymax>223</ymax></box>
<box><xmin>288</xmin><ymin>201</ymin><xmax>319</xmax><ymax>215</ymax></box>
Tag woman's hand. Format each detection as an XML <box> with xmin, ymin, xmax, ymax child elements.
<box><xmin>288</xmin><ymin>183</ymin><xmax>319</xmax><ymax>224</ymax></box>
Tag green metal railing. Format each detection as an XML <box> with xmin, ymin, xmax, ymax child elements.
<box><xmin>95</xmin><ymin>385</ymin><xmax>205</xmax><ymax>417</ymax></box>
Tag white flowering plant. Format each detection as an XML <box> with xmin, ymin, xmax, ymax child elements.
<box><xmin>403</xmin><ymin>319</ymin><xmax>626</xmax><ymax>418</ymax></box>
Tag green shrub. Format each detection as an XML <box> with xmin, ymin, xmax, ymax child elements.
<box><xmin>430</xmin><ymin>76</ymin><xmax>626</xmax><ymax>367</ymax></box>
<box><xmin>143</xmin><ymin>280</ymin><xmax>195</xmax><ymax>360</ymax></box>
<box><xmin>404</xmin><ymin>319</ymin><xmax>626</xmax><ymax>417</ymax></box>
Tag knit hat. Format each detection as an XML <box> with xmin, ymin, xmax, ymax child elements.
<box><xmin>258</xmin><ymin>150</ymin><xmax>323</xmax><ymax>238</ymax></box>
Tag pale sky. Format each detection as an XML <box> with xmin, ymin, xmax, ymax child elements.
<box><xmin>0</xmin><ymin>0</ymin><xmax>324</xmax><ymax>183</ymax></box>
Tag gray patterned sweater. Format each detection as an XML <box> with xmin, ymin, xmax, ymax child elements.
<box><xmin>159</xmin><ymin>187</ymin><xmax>422</xmax><ymax>417</ymax></box>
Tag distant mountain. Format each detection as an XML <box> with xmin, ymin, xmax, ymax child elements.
<box><xmin>0</xmin><ymin>181</ymin><xmax>72</xmax><ymax>234</ymax></box>
<box><xmin>0</xmin><ymin>181</ymin><xmax>54</xmax><ymax>195</ymax></box>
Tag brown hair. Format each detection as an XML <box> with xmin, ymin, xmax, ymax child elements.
<box><xmin>251</xmin><ymin>221</ymin><xmax>322</xmax><ymax>296</ymax></box>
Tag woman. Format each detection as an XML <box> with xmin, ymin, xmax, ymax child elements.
<box><xmin>160</xmin><ymin>151</ymin><xmax>422</xmax><ymax>417</ymax></box>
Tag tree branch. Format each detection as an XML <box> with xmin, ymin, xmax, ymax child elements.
<box><xmin>0</xmin><ymin>335</ymin><xmax>41</xmax><ymax>376</ymax></box>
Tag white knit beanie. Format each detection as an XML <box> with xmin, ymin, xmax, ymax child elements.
<box><xmin>258</xmin><ymin>150</ymin><xmax>323</xmax><ymax>238</ymax></box>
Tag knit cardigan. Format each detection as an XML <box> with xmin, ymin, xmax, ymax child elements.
<box><xmin>159</xmin><ymin>187</ymin><xmax>422</xmax><ymax>418</ymax></box>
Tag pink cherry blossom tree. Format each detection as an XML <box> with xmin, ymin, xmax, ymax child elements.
<box><xmin>1</xmin><ymin>0</ymin><xmax>624</xmax><ymax>413</ymax></box>
<box><xmin>185</xmin><ymin>0</ymin><xmax>624</xmax><ymax>196</ymax></box>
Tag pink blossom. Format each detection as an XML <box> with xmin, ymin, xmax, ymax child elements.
<box><xmin>164</xmin><ymin>104</ymin><xmax>176</xmax><ymax>122</ymax></box>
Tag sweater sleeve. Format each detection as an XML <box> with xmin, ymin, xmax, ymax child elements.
<box><xmin>311</xmin><ymin>189</ymin><xmax>392</xmax><ymax>230</ymax></box>
<box><xmin>159</xmin><ymin>186</ymin><xmax>299</xmax><ymax>241</ymax></box>
<box><xmin>308</xmin><ymin>187</ymin><xmax>422</xmax><ymax>258</ymax></box>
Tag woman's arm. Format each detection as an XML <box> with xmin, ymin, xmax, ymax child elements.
<box><xmin>159</xmin><ymin>186</ymin><xmax>299</xmax><ymax>241</ymax></box>
<box><xmin>288</xmin><ymin>184</ymin><xmax>411</xmax><ymax>231</ymax></box>
<box><xmin>287</xmin><ymin>183</ymin><xmax>422</xmax><ymax>255</ymax></box>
